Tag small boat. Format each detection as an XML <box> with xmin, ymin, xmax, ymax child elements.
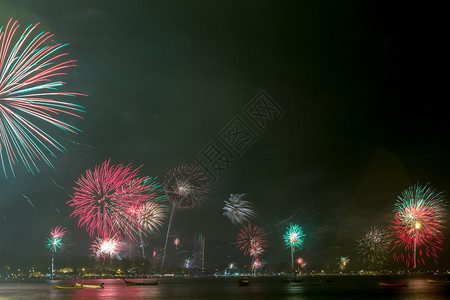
<box><xmin>53</xmin><ymin>283</ymin><xmax>104</xmax><ymax>289</ymax></box>
<box><xmin>379</xmin><ymin>282</ymin><xmax>407</xmax><ymax>287</ymax></box>
<box><xmin>122</xmin><ymin>278</ymin><xmax>159</xmax><ymax>286</ymax></box>
<box><xmin>53</xmin><ymin>285</ymin><xmax>83</xmax><ymax>289</ymax></box>
<box><xmin>427</xmin><ymin>279</ymin><xmax>450</xmax><ymax>284</ymax></box>
<box><xmin>238</xmin><ymin>276</ymin><xmax>249</xmax><ymax>286</ymax></box>
<box><xmin>290</xmin><ymin>280</ymin><xmax>322</xmax><ymax>286</ymax></box>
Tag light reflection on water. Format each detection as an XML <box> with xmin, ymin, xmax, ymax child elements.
<box><xmin>0</xmin><ymin>276</ymin><xmax>449</xmax><ymax>299</ymax></box>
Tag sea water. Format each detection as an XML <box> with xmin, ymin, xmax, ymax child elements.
<box><xmin>1</xmin><ymin>276</ymin><xmax>449</xmax><ymax>299</ymax></box>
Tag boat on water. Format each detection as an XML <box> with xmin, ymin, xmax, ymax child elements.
<box><xmin>53</xmin><ymin>285</ymin><xmax>83</xmax><ymax>289</ymax></box>
<box><xmin>427</xmin><ymin>279</ymin><xmax>450</xmax><ymax>284</ymax></box>
<box><xmin>122</xmin><ymin>278</ymin><xmax>159</xmax><ymax>286</ymax></box>
<box><xmin>53</xmin><ymin>283</ymin><xmax>104</xmax><ymax>289</ymax></box>
<box><xmin>238</xmin><ymin>276</ymin><xmax>249</xmax><ymax>286</ymax></box>
<box><xmin>289</xmin><ymin>280</ymin><xmax>322</xmax><ymax>287</ymax></box>
<box><xmin>378</xmin><ymin>282</ymin><xmax>407</xmax><ymax>287</ymax></box>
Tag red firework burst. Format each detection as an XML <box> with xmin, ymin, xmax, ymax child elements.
<box><xmin>68</xmin><ymin>160</ymin><xmax>155</xmax><ymax>240</ymax></box>
<box><xmin>390</xmin><ymin>184</ymin><xmax>446</xmax><ymax>268</ymax></box>
<box><xmin>236</xmin><ymin>224</ymin><xmax>268</xmax><ymax>260</ymax></box>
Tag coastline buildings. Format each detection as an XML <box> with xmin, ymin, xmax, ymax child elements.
<box><xmin>192</xmin><ymin>232</ymin><xmax>205</xmax><ymax>271</ymax></box>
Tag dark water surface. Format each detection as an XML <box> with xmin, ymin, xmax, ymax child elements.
<box><xmin>1</xmin><ymin>276</ymin><xmax>450</xmax><ymax>299</ymax></box>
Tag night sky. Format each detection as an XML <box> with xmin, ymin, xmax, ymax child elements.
<box><xmin>1</xmin><ymin>1</ymin><xmax>448</xmax><ymax>270</ymax></box>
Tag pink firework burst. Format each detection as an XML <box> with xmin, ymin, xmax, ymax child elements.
<box><xmin>163</xmin><ymin>164</ymin><xmax>210</xmax><ymax>209</ymax></box>
<box><xmin>68</xmin><ymin>160</ymin><xmax>154</xmax><ymax>240</ymax></box>
<box><xmin>236</xmin><ymin>224</ymin><xmax>268</xmax><ymax>260</ymax></box>
<box><xmin>390</xmin><ymin>184</ymin><xmax>446</xmax><ymax>268</ymax></box>
<box><xmin>46</xmin><ymin>226</ymin><xmax>69</xmax><ymax>253</ymax></box>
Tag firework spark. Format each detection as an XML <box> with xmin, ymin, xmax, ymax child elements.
<box><xmin>46</xmin><ymin>226</ymin><xmax>69</xmax><ymax>253</ymax></box>
<box><xmin>91</xmin><ymin>236</ymin><xmax>125</xmax><ymax>260</ymax></box>
<box><xmin>223</xmin><ymin>193</ymin><xmax>257</xmax><ymax>226</ymax></box>
<box><xmin>390</xmin><ymin>183</ymin><xmax>446</xmax><ymax>268</ymax></box>
<box><xmin>339</xmin><ymin>256</ymin><xmax>350</xmax><ymax>270</ymax></box>
<box><xmin>163</xmin><ymin>164</ymin><xmax>210</xmax><ymax>209</ymax></box>
<box><xmin>0</xmin><ymin>19</ymin><xmax>86</xmax><ymax>179</ymax></box>
<box><xmin>174</xmin><ymin>237</ymin><xmax>180</xmax><ymax>249</ymax></box>
<box><xmin>68</xmin><ymin>160</ymin><xmax>154</xmax><ymax>240</ymax></box>
<box><xmin>236</xmin><ymin>224</ymin><xmax>268</xmax><ymax>260</ymax></box>
<box><xmin>184</xmin><ymin>257</ymin><xmax>192</xmax><ymax>269</ymax></box>
<box><xmin>357</xmin><ymin>226</ymin><xmax>391</xmax><ymax>267</ymax></box>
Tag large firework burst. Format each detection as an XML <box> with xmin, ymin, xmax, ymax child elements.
<box><xmin>236</xmin><ymin>224</ymin><xmax>268</xmax><ymax>261</ymax></box>
<box><xmin>357</xmin><ymin>226</ymin><xmax>391</xmax><ymax>267</ymax></box>
<box><xmin>163</xmin><ymin>164</ymin><xmax>209</xmax><ymax>209</ymax></box>
<box><xmin>0</xmin><ymin>19</ymin><xmax>86</xmax><ymax>179</ymax></box>
<box><xmin>223</xmin><ymin>193</ymin><xmax>257</xmax><ymax>226</ymax></box>
<box><xmin>68</xmin><ymin>160</ymin><xmax>156</xmax><ymax>240</ymax></box>
<box><xmin>390</xmin><ymin>183</ymin><xmax>446</xmax><ymax>268</ymax></box>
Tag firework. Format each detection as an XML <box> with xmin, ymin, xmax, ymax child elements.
<box><xmin>357</xmin><ymin>226</ymin><xmax>391</xmax><ymax>267</ymax></box>
<box><xmin>339</xmin><ymin>256</ymin><xmax>350</xmax><ymax>270</ymax></box>
<box><xmin>68</xmin><ymin>160</ymin><xmax>154</xmax><ymax>240</ymax></box>
<box><xmin>46</xmin><ymin>226</ymin><xmax>69</xmax><ymax>253</ymax></box>
<box><xmin>45</xmin><ymin>226</ymin><xmax>69</xmax><ymax>278</ymax></box>
<box><xmin>223</xmin><ymin>194</ymin><xmax>257</xmax><ymax>226</ymax></box>
<box><xmin>0</xmin><ymin>19</ymin><xmax>86</xmax><ymax>179</ymax></box>
<box><xmin>283</xmin><ymin>223</ymin><xmax>305</xmax><ymax>268</ymax></box>
<box><xmin>174</xmin><ymin>237</ymin><xmax>180</xmax><ymax>249</ymax></box>
<box><xmin>163</xmin><ymin>164</ymin><xmax>210</xmax><ymax>209</ymax></box>
<box><xmin>91</xmin><ymin>236</ymin><xmax>125</xmax><ymax>260</ymax></box>
<box><xmin>390</xmin><ymin>183</ymin><xmax>446</xmax><ymax>268</ymax></box>
<box><xmin>236</xmin><ymin>224</ymin><xmax>268</xmax><ymax>261</ymax></box>
<box><xmin>184</xmin><ymin>257</ymin><xmax>192</xmax><ymax>269</ymax></box>
<box><xmin>135</xmin><ymin>201</ymin><xmax>166</xmax><ymax>233</ymax></box>
<box><xmin>160</xmin><ymin>163</ymin><xmax>209</xmax><ymax>273</ymax></box>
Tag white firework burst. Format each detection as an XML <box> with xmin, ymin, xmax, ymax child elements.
<box><xmin>223</xmin><ymin>194</ymin><xmax>257</xmax><ymax>226</ymax></box>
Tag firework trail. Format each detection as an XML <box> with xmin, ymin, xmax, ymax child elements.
<box><xmin>223</xmin><ymin>193</ymin><xmax>257</xmax><ymax>226</ymax></box>
<box><xmin>0</xmin><ymin>19</ymin><xmax>86</xmax><ymax>179</ymax></box>
<box><xmin>160</xmin><ymin>164</ymin><xmax>209</xmax><ymax>273</ymax></box>
<box><xmin>68</xmin><ymin>160</ymin><xmax>156</xmax><ymax>240</ymax></box>
<box><xmin>45</xmin><ymin>226</ymin><xmax>69</xmax><ymax>278</ymax></box>
<box><xmin>390</xmin><ymin>183</ymin><xmax>446</xmax><ymax>268</ymax></box>
<box><xmin>356</xmin><ymin>226</ymin><xmax>391</xmax><ymax>267</ymax></box>
<box><xmin>237</xmin><ymin>224</ymin><xmax>268</xmax><ymax>270</ymax></box>
<box><xmin>91</xmin><ymin>236</ymin><xmax>125</xmax><ymax>260</ymax></box>
<box><xmin>283</xmin><ymin>223</ymin><xmax>305</xmax><ymax>268</ymax></box>
<box><xmin>133</xmin><ymin>199</ymin><xmax>166</xmax><ymax>258</ymax></box>
<box><xmin>50</xmin><ymin>200</ymin><xmax>62</xmax><ymax>215</ymax></box>
<box><xmin>22</xmin><ymin>194</ymin><xmax>37</xmax><ymax>210</ymax></box>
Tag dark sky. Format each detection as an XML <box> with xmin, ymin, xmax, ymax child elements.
<box><xmin>1</xmin><ymin>1</ymin><xmax>448</xmax><ymax>270</ymax></box>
